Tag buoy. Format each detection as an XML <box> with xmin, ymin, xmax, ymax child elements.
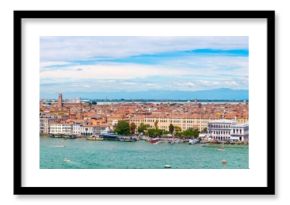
<box><xmin>221</xmin><ymin>160</ymin><xmax>227</xmax><ymax>165</ymax></box>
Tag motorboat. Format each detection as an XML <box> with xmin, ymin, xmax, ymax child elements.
<box><xmin>149</xmin><ymin>138</ymin><xmax>160</xmax><ymax>144</ymax></box>
<box><xmin>189</xmin><ymin>139</ymin><xmax>199</xmax><ymax>145</ymax></box>
<box><xmin>87</xmin><ymin>135</ymin><xmax>103</xmax><ymax>141</ymax></box>
<box><xmin>118</xmin><ymin>136</ymin><xmax>137</xmax><ymax>142</ymax></box>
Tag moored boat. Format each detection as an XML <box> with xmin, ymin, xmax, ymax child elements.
<box><xmin>164</xmin><ymin>164</ymin><xmax>171</xmax><ymax>168</ymax></box>
<box><xmin>99</xmin><ymin>133</ymin><xmax>119</xmax><ymax>141</ymax></box>
<box><xmin>118</xmin><ymin>136</ymin><xmax>137</xmax><ymax>142</ymax></box>
<box><xmin>87</xmin><ymin>135</ymin><xmax>103</xmax><ymax>141</ymax></box>
<box><xmin>149</xmin><ymin>138</ymin><xmax>160</xmax><ymax>144</ymax></box>
<box><xmin>189</xmin><ymin>139</ymin><xmax>199</xmax><ymax>144</ymax></box>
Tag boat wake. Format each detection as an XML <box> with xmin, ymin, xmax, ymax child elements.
<box><xmin>52</xmin><ymin>145</ymin><xmax>65</xmax><ymax>148</ymax></box>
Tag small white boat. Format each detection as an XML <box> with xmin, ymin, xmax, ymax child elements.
<box><xmin>189</xmin><ymin>139</ymin><xmax>199</xmax><ymax>145</ymax></box>
<box><xmin>64</xmin><ymin>158</ymin><xmax>71</xmax><ymax>162</ymax></box>
<box><xmin>164</xmin><ymin>164</ymin><xmax>171</xmax><ymax>168</ymax></box>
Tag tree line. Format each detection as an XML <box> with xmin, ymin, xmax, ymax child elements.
<box><xmin>114</xmin><ymin>120</ymin><xmax>206</xmax><ymax>138</ymax></box>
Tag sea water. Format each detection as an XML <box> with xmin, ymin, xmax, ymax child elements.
<box><xmin>40</xmin><ymin>136</ymin><xmax>248</xmax><ymax>169</ymax></box>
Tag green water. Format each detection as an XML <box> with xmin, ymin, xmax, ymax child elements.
<box><xmin>40</xmin><ymin>137</ymin><xmax>248</xmax><ymax>169</ymax></box>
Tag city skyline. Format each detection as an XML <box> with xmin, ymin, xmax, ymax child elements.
<box><xmin>40</xmin><ymin>36</ymin><xmax>249</xmax><ymax>99</ymax></box>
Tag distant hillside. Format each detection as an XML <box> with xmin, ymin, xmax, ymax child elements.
<box><xmin>41</xmin><ymin>88</ymin><xmax>248</xmax><ymax>100</ymax></box>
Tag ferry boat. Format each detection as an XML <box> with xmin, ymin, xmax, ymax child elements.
<box><xmin>49</xmin><ymin>134</ymin><xmax>76</xmax><ymax>139</ymax></box>
<box><xmin>63</xmin><ymin>135</ymin><xmax>77</xmax><ymax>139</ymax></box>
<box><xmin>99</xmin><ymin>133</ymin><xmax>119</xmax><ymax>141</ymax></box>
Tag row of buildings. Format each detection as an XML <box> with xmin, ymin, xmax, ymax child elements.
<box><xmin>40</xmin><ymin>94</ymin><xmax>249</xmax><ymax>142</ymax></box>
<box><xmin>40</xmin><ymin>118</ymin><xmax>108</xmax><ymax>136</ymax></box>
<box><xmin>40</xmin><ymin>116</ymin><xmax>248</xmax><ymax>142</ymax></box>
<box><xmin>207</xmin><ymin>119</ymin><xmax>248</xmax><ymax>142</ymax></box>
<box><xmin>128</xmin><ymin>115</ymin><xmax>247</xmax><ymax>132</ymax></box>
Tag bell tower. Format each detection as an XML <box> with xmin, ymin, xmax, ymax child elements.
<box><xmin>57</xmin><ymin>93</ymin><xmax>63</xmax><ymax>109</ymax></box>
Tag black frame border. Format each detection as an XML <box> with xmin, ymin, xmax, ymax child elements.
<box><xmin>14</xmin><ymin>10</ymin><xmax>275</xmax><ymax>195</ymax></box>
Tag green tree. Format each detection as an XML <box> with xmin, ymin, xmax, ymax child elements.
<box><xmin>156</xmin><ymin>129</ymin><xmax>163</xmax><ymax>137</ymax></box>
<box><xmin>114</xmin><ymin>120</ymin><xmax>130</xmax><ymax>135</ymax></box>
<box><xmin>201</xmin><ymin>127</ymin><xmax>207</xmax><ymax>133</ymax></box>
<box><xmin>147</xmin><ymin>129</ymin><xmax>156</xmax><ymax>138</ymax></box>
<box><xmin>175</xmin><ymin>131</ymin><xmax>182</xmax><ymax>137</ymax></box>
<box><xmin>193</xmin><ymin>128</ymin><xmax>200</xmax><ymax>138</ymax></box>
<box><xmin>154</xmin><ymin>120</ymin><xmax>159</xmax><ymax>129</ymax></box>
<box><xmin>130</xmin><ymin>122</ymin><xmax>137</xmax><ymax>135</ymax></box>
<box><xmin>182</xmin><ymin>128</ymin><xmax>194</xmax><ymax>138</ymax></box>
<box><xmin>174</xmin><ymin>126</ymin><xmax>181</xmax><ymax>132</ymax></box>
<box><xmin>181</xmin><ymin>128</ymin><xmax>200</xmax><ymax>138</ymax></box>
<box><xmin>169</xmin><ymin>124</ymin><xmax>174</xmax><ymax>134</ymax></box>
<box><xmin>147</xmin><ymin>128</ymin><xmax>163</xmax><ymax>138</ymax></box>
<box><xmin>137</xmin><ymin>123</ymin><xmax>150</xmax><ymax>134</ymax></box>
<box><xmin>182</xmin><ymin>128</ymin><xmax>199</xmax><ymax>138</ymax></box>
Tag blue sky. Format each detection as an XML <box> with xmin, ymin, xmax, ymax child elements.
<box><xmin>40</xmin><ymin>36</ymin><xmax>248</xmax><ymax>99</ymax></box>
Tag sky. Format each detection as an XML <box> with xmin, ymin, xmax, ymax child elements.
<box><xmin>40</xmin><ymin>36</ymin><xmax>248</xmax><ymax>99</ymax></box>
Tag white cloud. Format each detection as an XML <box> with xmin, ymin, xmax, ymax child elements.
<box><xmin>40</xmin><ymin>36</ymin><xmax>249</xmax><ymax>95</ymax></box>
<box><xmin>40</xmin><ymin>36</ymin><xmax>248</xmax><ymax>61</ymax></box>
<box><xmin>40</xmin><ymin>64</ymin><xmax>192</xmax><ymax>80</ymax></box>
<box><xmin>40</xmin><ymin>61</ymin><xmax>72</xmax><ymax>70</ymax></box>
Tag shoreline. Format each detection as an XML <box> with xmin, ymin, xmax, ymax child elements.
<box><xmin>40</xmin><ymin>134</ymin><xmax>248</xmax><ymax>146</ymax></box>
